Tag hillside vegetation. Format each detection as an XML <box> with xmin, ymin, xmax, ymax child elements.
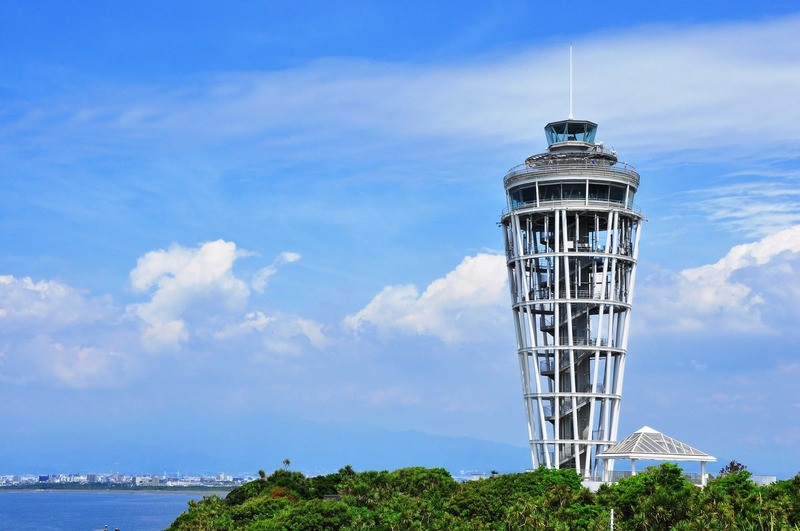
<box><xmin>167</xmin><ymin>463</ymin><xmax>800</xmax><ymax>530</ymax></box>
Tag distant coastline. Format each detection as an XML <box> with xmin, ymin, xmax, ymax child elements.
<box><xmin>0</xmin><ymin>484</ymin><xmax>231</xmax><ymax>494</ymax></box>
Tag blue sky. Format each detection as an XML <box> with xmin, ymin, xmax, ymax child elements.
<box><xmin>2</xmin><ymin>1</ymin><xmax>800</xmax><ymax>478</ymax></box>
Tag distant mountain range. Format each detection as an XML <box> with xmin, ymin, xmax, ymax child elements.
<box><xmin>3</xmin><ymin>411</ymin><xmax>530</xmax><ymax>477</ymax></box>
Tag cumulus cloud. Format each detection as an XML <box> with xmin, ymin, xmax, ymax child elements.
<box><xmin>291</xmin><ymin>317</ymin><xmax>327</xmax><ymax>349</ymax></box>
<box><xmin>0</xmin><ymin>275</ymin><xmax>130</xmax><ymax>388</ymax></box>
<box><xmin>258</xmin><ymin>316</ymin><xmax>328</xmax><ymax>357</ymax></box>
<box><xmin>127</xmin><ymin>241</ymin><xmax>325</xmax><ymax>355</ymax></box>
<box><xmin>252</xmin><ymin>251</ymin><xmax>301</xmax><ymax>294</ymax></box>
<box><xmin>0</xmin><ymin>275</ymin><xmax>113</xmax><ymax>330</ymax></box>
<box><xmin>636</xmin><ymin>225</ymin><xmax>800</xmax><ymax>333</ymax></box>
<box><xmin>344</xmin><ymin>253</ymin><xmax>508</xmax><ymax>343</ymax></box>
<box><xmin>0</xmin><ymin>336</ymin><xmax>130</xmax><ymax>389</ymax></box>
<box><xmin>128</xmin><ymin>240</ymin><xmax>251</xmax><ymax>349</ymax></box>
<box><xmin>214</xmin><ymin>310</ymin><xmax>327</xmax><ymax>358</ymax></box>
<box><xmin>31</xmin><ymin>337</ymin><xmax>129</xmax><ymax>389</ymax></box>
<box><xmin>0</xmin><ymin>241</ymin><xmax>322</xmax><ymax>386</ymax></box>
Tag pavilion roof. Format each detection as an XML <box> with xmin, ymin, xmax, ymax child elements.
<box><xmin>597</xmin><ymin>426</ymin><xmax>716</xmax><ymax>462</ymax></box>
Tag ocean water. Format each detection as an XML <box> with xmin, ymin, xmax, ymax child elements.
<box><xmin>0</xmin><ymin>490</ymin><xmax>216</xmax><ymax>531</ymax></box>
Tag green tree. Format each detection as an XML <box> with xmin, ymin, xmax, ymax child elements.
<box><xmin>226</xmin><ymin>469</ymin><xmax>310</xmax><ymax>507</ymax></box>
<box><xmin>445</xmin><ymin>467</ymin><xmax>589</xmax><ymax>528</ymax></box>
<box><xmin>596</xmin><ymin>463</ymin><xmax>695</xmax><ymax>530</ymax></box>
<box><xmin>230</xmin><ymin>496</ymin><xmax>291</xmax><ymax>525</ymax></box>
<box><xmin>253</xmin><ymin>499</ymin><xmax>357</xmax><ymax>530</ymax></box>
<box><xmin>386</xmin><ymin>466</ymin><xmax>457</xmax><ymax>502</ymax></box>
<box><xmin>688</xmin><ymin>468</ymin><xmax>795</xmax><ymax>530</ymax></box>
<box><xmin>169</xmin><ymin>464</ymin><xmax>800</xmax><ymax>531</ymax></box>
<box><xmin>761</xmin><ymin>472</ymin><xmax>800</xmax><ymax>527</ymax></box>
<box><xmin>307</xmin><ymin>471</ymin><xmax>343</xmax><ymax>499</ymax></box>
<box><xmin>374</xmin><ymin>493</ymin><xmax>455</xmax><ymax>530</ymax></box>
<box><xmin>718</xmin><ymin>460</ymin><xmax>747</xmax><ymax>476</ymax></box>
<box><xmin>338</xmin><ymin>470</ymin><xmax>392</xmax><ymax>509</ymax></box>
<box><xmin>167</xmin><ymin>494</ymin><xmax>235</xmax><ymax>530</ymax></box>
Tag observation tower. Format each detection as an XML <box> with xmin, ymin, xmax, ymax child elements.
<box><xmin>500</xmin><ymin>118</ymin><xmax>642</xmax><ymax>478</ymax></box>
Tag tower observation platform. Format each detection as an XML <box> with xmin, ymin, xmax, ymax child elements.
<box><xmin>501</xmin><ymin>118</ymin><xmax>642</xmax><ymax>479</ymax></box>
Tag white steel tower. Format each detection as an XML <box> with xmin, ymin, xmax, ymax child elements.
<box><xmin>501</xmin><ymin>118</ymin><xmax>642</xmax><ymax>478</ymax></box>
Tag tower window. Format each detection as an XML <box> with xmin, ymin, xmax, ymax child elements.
<box><xmin>562</xmin><ymin>183</ymin><xmax>585</xmax><ymax>200</ymax></box>
<box><xmin>588</xmin><ymin>183</ymin><xmax>609</xmax><ymax>201</ymax></box>
<box><xmin>539</xmin><ymin>184</ymin><xmax>560</xmax><ymax>201</ymax></box>
<box><xmin>609</xmin><ymin>185</ymin><xmax>625</xmax><ymax>204</ymax></box>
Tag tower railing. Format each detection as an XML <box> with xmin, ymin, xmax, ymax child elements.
<box><xmin>502</xmin><ymin>198</ymin><xmax>642</xmax><ymax>216</ymax></box>
<box><xmin>503</xmin><ymin>161</ymin><xmax>640</xmax><ymax>186</ymax></box>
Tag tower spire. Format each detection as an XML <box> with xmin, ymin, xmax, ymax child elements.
<box><xmin>568</xmin><ymin>44</ymin><xmax>574</xmax><ymax>119</ymax></box>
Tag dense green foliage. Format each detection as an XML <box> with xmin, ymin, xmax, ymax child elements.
<box><xmin>167</xmin><ymin>463</ymin><xmax>800</xmax><ymax>530</ymax></box>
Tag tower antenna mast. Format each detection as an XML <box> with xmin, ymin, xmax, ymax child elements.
<box><xmin>568</xmin><ymin>44</ymin><xmax>574</xmax><ymax>119</ymax></box>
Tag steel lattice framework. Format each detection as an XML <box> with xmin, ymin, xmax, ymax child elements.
<box><xmin>501</xmin><ymin>119</ymin><xmax>643</xmax><ymax>479</ymax></box>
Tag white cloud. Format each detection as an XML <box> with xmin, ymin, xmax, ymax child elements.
<box><xmin>257</xmin><ymin>315</ymin><xmax>328</xmax><ymax>357</ymax></box>
<box><xmin>0</xmin><ymin>240</ymin><xmax>321</xmax><ymax>387</ymax></box>
<box><xmin>636</xmin><ymin>224</ymin><xmax>800</xmax><ymax>333</ymax></box>
<box><xmin>127</xmin><ymin>241</ymin><xmax>317</xmax><ymax>352</ymax></box>
<box><xmin>128</xmin><ymin>239</ymin><xmax>251</xmax><ymax>349</ymax></box>
<box><xmin>213</xmin><ymin>311</ymin><xmax>275</xmax><ymax>339</ymax></box>
<box><xmin>689</xmin><ymin>180</ymin><xmax>800</xmax><ymax>237</ymax></box>
<box><xmin>0</xmin><ymin>275</ymin><xmax>132</xmax><ymax>388</ymax></box>
<box><xmin>687</xmin><ymin>359</ymin><xmax>707</xmax><ymax>372</ymax></box>
<box><xmin>292</xmin><ymin>317</ymin><xmax>327</xmax><ymax>349</ymax></box>
<box><xmin>0</xmin><ymin>239</ymin><xmax>323</xmax><ymax>388</ymax></box>
<box><xmin>126</xmin><ymin>241</ymin><xmax>325</xmax><ymax>355</ymax></box>
<box><xmin>0</xmin><ymin>334</ymin><xmax>130</xmax><ymax>389</ymax></box>
<box><xmin>21</xmin><ymin>14</ymin><xmax>794</xmax><ymax>170</ymax></box>
<box><xmin>0</xmin><ymin>275</ymin><xmax>114</xmax><ymax>330</ymax></box>
<box><xmin>130</xmin><ymin>239</ymin><xmax>249</xmax><ymax>294</ymax></box>
<box><xmin>576</xmin><ymin>17</ymin><xmax>800</xmax><ymax>160</ymax></box>
<box><xmin>684</xmin><ymin>224</ymin><xmax>800</xmax><ymax>275</ymax></box>
<box><xmin>213</xmin><ymin>309</ymin><xmax>327</xmax><ymax>359</ymax></box>
<box><xmin>0</xmin><ymin>336</ymin><xmax>130</xmax><ymax>389</ymax></box>
<box><xmin>33</xmin><ymin>337</ymin><xmax>128</xmax><ymax>389</ymax></box>
<box><xmin>252</xmin><ymin>251</ymin><xmax>301</xmax><ymax>294</ymax></box>
<box><xmin>345</xmin><ymin>253</ymin><xmax>508</xmax><ymax>343</ymax></box>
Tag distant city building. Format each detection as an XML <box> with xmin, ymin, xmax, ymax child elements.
<box><xmin>0</xmin><ymin>471</ymin><xmax>245</xmax><ymax>488</ymax></box>
<box><xmin>501</xmin><ymin>117</ymin><xmax>642</xmax><ymax>479</ymax></box>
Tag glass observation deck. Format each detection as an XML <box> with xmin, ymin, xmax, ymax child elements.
<box><xmin>545</xmin><ymin>119</ymin><xmax>597</xmax><ymax>145</ymax></box>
